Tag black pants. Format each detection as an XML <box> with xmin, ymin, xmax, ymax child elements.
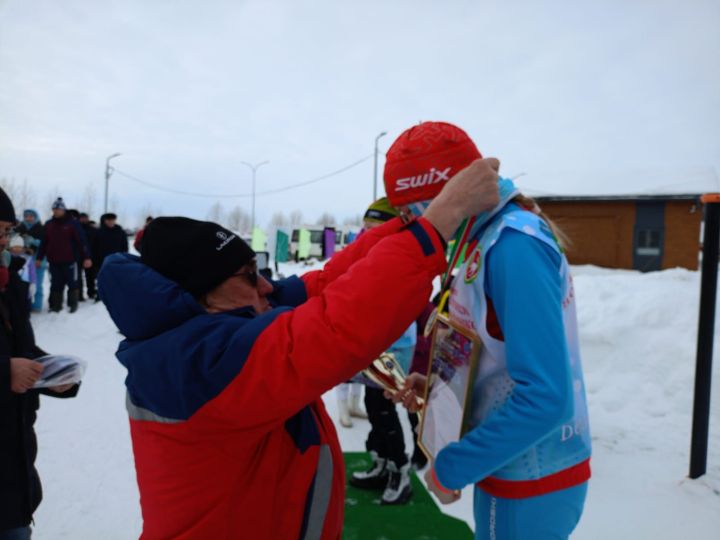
<box><xmin>364</xmin><ymin>387</ymin><xmax>407</xmax><ymax>466</ymax></box>
<box><xmin>49</xmin><ymin>262</ymin><xmax>78</xmax><ymax>292</ymax></box>
<box><xmin>84</xmin><ymin>264</ymin><xmax>97</xmax><ymax>297</ymax></box>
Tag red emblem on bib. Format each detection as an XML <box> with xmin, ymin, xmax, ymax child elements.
<box><xmin>464</xmin><ymin>248</ymin><xmax>481</xmax><ymax>283</ymax></box>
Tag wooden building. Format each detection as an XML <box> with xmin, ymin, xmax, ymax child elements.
<box><xmin>521</xmin><ymin>169</ymin><xmax>719</xmax><ymax>272</ymax></box>
<box><xmin>536</xmin><ymin>195</ymin><xmax>701</xmax><ymax>271</ymax></box>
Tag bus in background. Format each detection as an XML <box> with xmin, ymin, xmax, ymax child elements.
<box><xmin>290</xmin><ymin>227</ymin><xmax>324</xmax><ymax>261</ymax></box>
<box><xmin>289</xmin><ymin>226</ymin><xmax>360</xmax><ymax>261</ymax></box>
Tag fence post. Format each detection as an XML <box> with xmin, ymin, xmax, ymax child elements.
<box><xmin>690</xmin><ymin>194</ymin><xmax>720</xmax><ymax>478</ymax></box>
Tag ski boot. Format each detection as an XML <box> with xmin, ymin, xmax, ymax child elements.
<box><xmin>350</xmin><ymin>451</ymin><xmax>388</xmax><ymax>490</ymax></box>
<box><xmin>381</xmin><ymin>460</ymin><xmax>413</xmax><ymax>505</ymax></box>
<box><xmin>337</xmin><ymin>395</ymin><xmax>353</xmax><ymax>428</ymax></box>
<box><xmin>349</xmin><ymin>394</ymin><xmax>368</xmax><ymax>419</ymax></box>
<box><xmin>48</xmin><ymin>291</ymin><xmax>63</xmax><ymax>313</ymax></box>
<box><xmin>68</xmin><ymin>289</ymin><xmax>79</xmax><ymax>313</ymax></box>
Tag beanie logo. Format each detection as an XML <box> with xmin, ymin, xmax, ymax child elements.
<box><xmin>216</xmin><ymin>231</ymin><xmax>237</xmax><ymax>251</ymax></box>
<box><xmin>395</xmin><ymin>167</ymin><xmax>451</xmax><ymax>192</ymax></box>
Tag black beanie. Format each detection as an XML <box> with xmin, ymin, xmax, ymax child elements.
<box><xmin>0</xmin><ymin>188</ymin><xmax>16</xmax><ymax>224</ymax></box>
<box><xmin>141</xmin><ymin>217</ymin><xmax>255</xmax><ymax>298</ymax></box>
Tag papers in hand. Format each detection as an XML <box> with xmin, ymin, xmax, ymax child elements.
<box><xmin>32</xmin><ymin>355</ymin><xmax>87</xmax><ymax>389</ymax></box>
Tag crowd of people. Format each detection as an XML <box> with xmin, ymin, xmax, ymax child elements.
<box><xmin>1</xmin><ymin>121</ymin><xmax>591</xmax><ymax>540</ymax></box>
<box><xmin>7</xmin><ymin>198</ymin><xmax>152</xmax><ymax>314</ymax></box>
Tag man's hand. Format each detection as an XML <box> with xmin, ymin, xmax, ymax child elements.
<box><xmin>423</xmin><ymin>158</ymin><xmax>501</xmax><ymax>241</ymax></box>
<box><xmin>35</xmin><ymin>259</ymin><xmax>42</xmax><ymax>269</ymax></box>
<box><xmin>83</xmin><ymin>259</ymin><xmax>92</xmax><ymax>269</ymax></box>
<box><xmin>424</xmin><ymin>467</ymin><xmax>461</xmax><ymax>505</ymax></box>
<box><xmin>385</xmin><ymin>372</ymin><xmax>427</xmax><ymax>413</ymax></box>
<box><xmin>10</xmin><ymin>357</ymin><xmax>43</xmax><ymax>393</ymax></box>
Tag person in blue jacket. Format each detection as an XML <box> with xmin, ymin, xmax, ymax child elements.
<box><xmin>384</xmin><ymin>121</ymin><xmax>591</xmax><ymax>540</ymax></box>
<box><xmin>14</xmin><ymin>209</ymin><xmax>45</xmax><ymax>312</ymax></box>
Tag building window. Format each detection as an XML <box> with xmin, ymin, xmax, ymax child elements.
<box><xmin>636</xmin><ymin>229</ymin><xmax>661</xmax><ymax>256</ymax></box>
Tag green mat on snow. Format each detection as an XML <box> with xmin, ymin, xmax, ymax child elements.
<box><xmin>343</xmin><ymin>452</ymin><xmax>474</xmax><ymax>540</ymax></box>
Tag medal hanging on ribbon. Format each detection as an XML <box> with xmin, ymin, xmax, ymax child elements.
<box><xmin>424</xmin><ymin>215</ymin><xmax>477</xmax><ymax>338</ymax></box>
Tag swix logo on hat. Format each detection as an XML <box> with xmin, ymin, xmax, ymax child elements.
<box><xmin>383</xmin><ymin>121</ymin><xmax>482</xmax><ymax>207</ymax></box>
<box><xmin>395</xmin><ymin>167</ymin><xmax>452</xmax><ymax>192</ymax></box>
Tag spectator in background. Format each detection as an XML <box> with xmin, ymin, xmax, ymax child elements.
<box><xmin>133</xmin><ymin>216</ymin><xmax>153</xmax><ymax>254</ymax></box>
<box><xmin>8</xmin><ymin>235</ymin><xmax>36</xmax><ymax>311</ymax></box>
<box><xmin>67</xmin><ymin>209</ymin><xmax>89</xmax><ymax>303</ymax></box>
<box><xmin>93</xmin><ymin>213</ymin><xmax>128</xmax><ymax>273</ymax></box>
<box><xmin>14</xmin><ymin>210</ymin><xmax>44</xmax><ymax>312</ymax></box>
<box><xmin>35</xmin><ymin>198</ymin><xmax>92</xmax><ymax>313</ymax></box>
<box><xmin>0</xmin><ymin>188</ymin><xmax>79</xmax><ymax>540</ymax></box>
<box><xmin>78</xmin><ymin>213</ymin><xmax>98</xmax><ymax>300</ymax></box>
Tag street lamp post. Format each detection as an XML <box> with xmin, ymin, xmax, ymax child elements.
<box><xmin>240</xmin><ymin>160</ymin><xmax>269</xmax><ymax>233</ymax></box>
<box><xmin>104</xmin><ymin>153</ymin><xmax>122</xmax><ymax>213</ymax></box>
<box><xmin>373</xmin><ymin>131</ymin><xmax>387</xmax><ymax>201</ymax></box>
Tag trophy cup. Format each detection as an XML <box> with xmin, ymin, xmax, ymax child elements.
<box><xmin>361</xmin><ymin>352</ymin><xmax>424</xmax><ymax>412</ymax></box>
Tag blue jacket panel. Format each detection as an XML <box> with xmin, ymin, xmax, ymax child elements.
<box><xmin>98</xmin><ymin>253</ymin><xmax>307</xmax><ymax>420</ymax></box>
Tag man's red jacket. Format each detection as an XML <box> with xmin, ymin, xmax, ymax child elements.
<box><xmin>98</xmin><ymin>217</ymin><xmax>447</xmax><ymax>539</ymax></box>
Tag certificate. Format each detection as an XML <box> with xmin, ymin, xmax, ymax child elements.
<box><xmin>418</xmin><ymin>314</ymin><xmax>482</xmax><ymax>461</ymax></box>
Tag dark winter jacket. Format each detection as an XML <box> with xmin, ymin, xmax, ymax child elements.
<box><xmin>37</xmin><ymin>215</ymin><xmax>90</xmax><ymax>264</ymax></box>
<box><xmin>81</xmin><ymin>223</ymin><xmax>98</xmax><ymax>261</ymax></box>
<box><xmin>0</xmin><ymin>256</ymin><xmax>78</xmax><ymax>530</ymax></box>
<box><xmin>93</xmin><ymin>223</ymin><xmax>128</xmax><ymax>269</ymax></box>
<box><xmin>97</xmin><ymin>217</ymin><xmax>447</xmax><ymax>540</ymax></box>
<box><xmin>14</xmin><ymin>210</ymin><xmax>44</xmax><ymax>255</ymax></box>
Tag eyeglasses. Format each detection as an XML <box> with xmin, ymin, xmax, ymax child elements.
<box><xmin>231</xmin><ymin>261</ymin><xmax>258</xmax><ymax>287</ymax></box>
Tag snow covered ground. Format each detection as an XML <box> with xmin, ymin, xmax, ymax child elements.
<box><xmin>30</xmin><ymin>263</ymin><xmax>720</xmax><ymax>539</ymax></box>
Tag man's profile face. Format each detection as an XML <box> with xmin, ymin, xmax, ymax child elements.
<box><xmin>202</xmin><ymin>261</ymin><xmax>274</xmax><ymax>315</ymax></box>
<box><xmin>105</xmin><ymin>218</ymin><xmax>117</xmax><ymax>228</ymax></box>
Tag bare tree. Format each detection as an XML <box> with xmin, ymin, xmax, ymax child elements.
<box><xmin>44</xmin><ymin>185</ymin><xmax>63</xmax><ymax>215</ymax></box>
<box><xmin>289</xmin><ymin>210</ymin><xmax>304</xmax><ymax>227</ymax></box>
<box><xmin>268</xmin><ymin>211</ymin><xmax>288</xmax><ymax>229</ymax></box>
<box><xmin>16</xmin><ymin>179</ymin><xmax>37</xmax><ymax>212</ymax></box>
<box><xmin>0</xmin><ymin>178</ymin><xmax>38</xmax><ymax>214</ymax></box>
<box><xmin>107</xmin><ymin>194</ymin><xmax>126</xmax><ymax>225</ymax></box>
<box><xmin>136</xmin><ymin>202</ymin><xmax>161</xmax><ymax>228</ymax></box>
<box><xmin>226</xmin><ymin>205</ymin><xmax>251</xmax><ymax>234</ymax></box>
<box><xmin>342</xmin><ymin>214</ymin><xmax>363</xmax><ymax>227</ymax></box>
<box><xmin>206</xmin><ymin>201</ymin><xmax>225</xmax><ymax>224</ymax></box>
<box><xmin>0</xmin><ymin>177</ymin><xmax>17</xmax><ymax>202</ymax></box>
<box><xmin>77</xmin><ymin>182</ymin><xmax>98</xmax><ymax>217</ymax></box>
<box><xmin>315</xmin><ymin>212</ymin><xmax>336</xmax><ymax>227</ymax></box>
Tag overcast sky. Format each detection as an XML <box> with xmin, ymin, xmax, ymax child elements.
<box><xmin>1</xmin><ymin>0</ymin><xmax>718</xmax><ymax>227</ymax></box>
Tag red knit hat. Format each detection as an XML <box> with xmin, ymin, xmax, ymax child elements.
<box><xmin>383</xmin><ymin>121</ymin><xmax>482</xmax><ymax>206</ymax></box>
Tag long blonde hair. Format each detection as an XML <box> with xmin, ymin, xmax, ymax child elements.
<box><xmin>512</xmin><ymin>194</ymin><xmax>571</xmax><ymax>251</ymax></box>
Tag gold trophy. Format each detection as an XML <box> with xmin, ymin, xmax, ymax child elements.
<box><xmin>361</xmin><ymin>352</ymin><xmax>424</xmax><ymax>412</ymax></box>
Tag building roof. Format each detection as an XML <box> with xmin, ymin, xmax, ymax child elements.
<box><xmin>516</xmin><ymin>167</ymin><xmax>719</xmax><ymax>202</ymax></box>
